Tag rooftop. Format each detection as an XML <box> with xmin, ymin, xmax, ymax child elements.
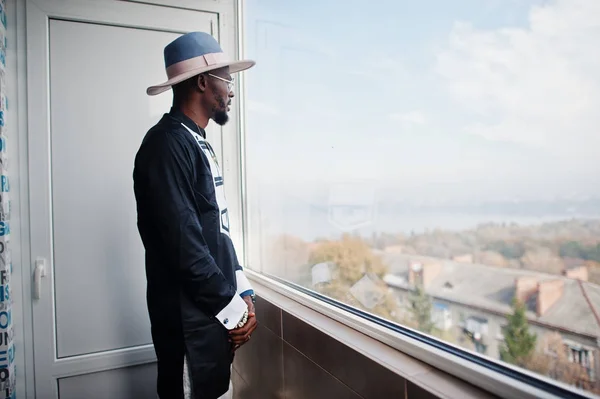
<box><xmin>381</xmin><ymin>252</ymin><xmax>600</xmax><ymax>338</ymax></box>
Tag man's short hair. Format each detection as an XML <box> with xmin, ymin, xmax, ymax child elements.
<box><xmin>172</xmin><ymin>75</ymin><xmax>199</xmax><ymax>102</ymax></box>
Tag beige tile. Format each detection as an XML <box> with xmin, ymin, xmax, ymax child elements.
<box><xmin>282</xmin><ymin>311</ymin><xmax>405</xmax><ymax>399</ymax></box>
<box><xmin>231</xmin><ymin>369</ymin><xmax>250</xmax><ymax>399</ymax></box>
<box><xmin>406</xmin><ymin>381</ymin><xmax>438</xmax><ymax>399</ymax></box>
<box><xmin>255</xmin><ymin>295</ymin><xmax>282</xmax><ymax>337</ymax></box>
<box><xmin>233</xmin><ymin>325</ymin><xmax>283</xmax><ymax>399</ymax></box>
<box><xmin>283</xmin><ymin>302</ymin><xmax>432</xmax><ymax>379</ymax></box>
<box><xmin>283</xmin><ymin>341</ymin><xmax>362</xmax><ymax>399</ymax></box>
<box><xmin>410</xmin><ymin>369</ymin><xmax>499</xmax><ymax>399</ymax></box>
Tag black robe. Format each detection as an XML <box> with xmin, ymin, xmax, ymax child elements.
<box><xmin>133</xmin><ymin>108</ymin><xmax>248</xmax><ymax>399</ymax></box>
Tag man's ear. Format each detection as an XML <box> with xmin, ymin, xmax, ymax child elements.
<box><xmin>196</xmin><ymin>74</ymin><xmax>207</xmax><ymax>93</ymax></box>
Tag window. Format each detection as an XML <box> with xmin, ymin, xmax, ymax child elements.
<box><xmin>565</xmin><ymin>341</ymin><xmax>596</xmax><ymax>380</ymax></box>
<box><xmin>243</xmin><ymin>0</ymin><xmax>600</xmax><ymax>397</ymax></box>
<box><xmin>432</xmin><ymin>302</ymin><xmax>452</xmax><ymax>331</ymax></box>
<box><xmin>464</xmin><ymin>316</ymin><xmax>488</xmax><ymax>338</ymax></box>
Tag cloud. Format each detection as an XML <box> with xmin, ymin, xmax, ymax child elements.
<box><xmin>339</xmin><ymin>56</ymin><xmax>411</xmax><ymax>87</ymax></box>
<box><xmin>247</xmin><ymin>101</ymin><xmax>281</xmax><ymax>116</ymax></box>
<box><xmin>389</xmin><ymin>110</ymin><xmax>427</xmax><ymax>126</ymax></box>
<box><xmin>436</xmin><ymin>0</ymin><xmax>600</xmax><ymax>153</ymax></box>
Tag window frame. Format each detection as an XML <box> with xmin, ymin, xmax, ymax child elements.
<box><xmin>234</xmin><ymin>2</ymin><xmax>597</xmax><ymax>399</ymax></box>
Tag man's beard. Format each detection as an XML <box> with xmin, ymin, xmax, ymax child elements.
<box><xmin>212</xmin><ymin>91</ymin><xmax>229</xmax><ymax>126</ymax></box>
<box><xmin>213</xmin><ymin>109</ymin><xmax>229</xmax><ymax>126</ymax></box>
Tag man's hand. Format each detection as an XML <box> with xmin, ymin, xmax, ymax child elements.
<box><xmin>229</xmin><ymin>296</ymin><xmax>257</xmax><ymax>352</ymax></box>
<box><xmin>242</xmin><ymin>295</ymin><xmax>255</xmax><ymax>314</ymax></box>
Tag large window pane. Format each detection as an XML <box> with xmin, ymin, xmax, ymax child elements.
<box><xmin>244</xmin><ymin>0</ymin><xmax>600</xmax><ymax>395</ymax></box>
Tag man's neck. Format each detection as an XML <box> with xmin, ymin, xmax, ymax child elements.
<box><xmin>177</xmin><ymin>103</ymin><xmax>209</xmax><ymax>129</ymax></box>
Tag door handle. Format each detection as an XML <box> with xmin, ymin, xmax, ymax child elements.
<box><xmin>33</xmin><ymin>257</ymin><xmax>47</xmax><ymax>300</ymax></box>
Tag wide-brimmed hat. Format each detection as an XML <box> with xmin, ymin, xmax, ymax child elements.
<box><xmin>147</xmin><ymin>31</ymin><xmax>255</xmax><ymax>96</ymax></box>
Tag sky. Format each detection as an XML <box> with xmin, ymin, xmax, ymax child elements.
<box><xmin>243</xmin><ymin>0</ymin><xmax>600</xmax><ymax>204</ymax></box>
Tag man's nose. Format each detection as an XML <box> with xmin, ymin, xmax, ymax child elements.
<box><xmin>229</xmin><ymin>90</ymin><xmax>235</xmax><ymax>99</ymax></box>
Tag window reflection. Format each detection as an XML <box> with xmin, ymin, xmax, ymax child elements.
<box><xmin>244</xmin><ymin>0</ymin><xmax>600</xmax><ymax>395</ymax></box>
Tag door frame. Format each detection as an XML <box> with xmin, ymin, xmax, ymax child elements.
<box><xmin>22</xmin><ymin>0</ymin><xmax>243</xmax><ymax>396</ymax></box>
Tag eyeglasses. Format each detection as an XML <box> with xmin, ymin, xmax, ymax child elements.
<box><xmin>208</xmin><ymin>74</ymin><xmax>235</xmax><ymax>92</ymax></box>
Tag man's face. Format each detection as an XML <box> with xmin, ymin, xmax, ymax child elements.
<box><xmin>206</xmin><ymin>68</ymin><xmax>234</xmax><ymax>126</ymax></box>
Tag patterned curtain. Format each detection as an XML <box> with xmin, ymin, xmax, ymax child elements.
<box><xmin>0</xmin><ymin>0</ymin><xmax>15</xmax><ymax>397</ymax></box>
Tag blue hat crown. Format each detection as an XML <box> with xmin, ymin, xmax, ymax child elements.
<box><xmin>164</xmin><ymin>32</ymin><xmax>223</xmax><ymax>68</ymax></box>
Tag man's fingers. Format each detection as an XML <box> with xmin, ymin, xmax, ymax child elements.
<box><xmin>230</xmin><ymin>326</ymin><xmax>255</xmax><ymax>343</ymax></box>
<box><xmin>244</xmin><ymin>319</ymin><xmax>257</xmax><ymax>337</ymax></box>
<box><xmin>230</xmin><ymin>328</ymin><xmax>253</xmax><ymax>343</ymax></box>
<box><xmin>229</xmin><ymin>315</ymin><xmax>257</xmax><ymax>337</ymax></box>
<box><xmin>229</xmin><ymin>317</ymin><xmax>257</xmax><ymax>345</ymax></box>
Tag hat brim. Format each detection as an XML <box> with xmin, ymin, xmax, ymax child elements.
<box><xmin>146</xmin><ymin>60</ymin><xmax>256</xmax><ymax>96</ymax></box>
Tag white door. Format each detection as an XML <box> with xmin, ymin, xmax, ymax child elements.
<box><xmin>25</xmin><ymin>1</ymin><xmax>239</xmax><ymax>397</ymax></box>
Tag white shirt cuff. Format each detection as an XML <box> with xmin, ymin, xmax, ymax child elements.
<box><xmin>236</xmin><ymin>270</ymin><xmax>253</xmax><ymax>296</ymax></box>
<box><xmin>216</xmin><ymin>294</ymin><xmax>247</xmax><ymax>330</ymax></box>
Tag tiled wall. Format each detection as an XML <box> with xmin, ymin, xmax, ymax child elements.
<box><xmin>232</xmin><ymin>296</ymin><xmax>460</xmax><ymax>399</ymax></box>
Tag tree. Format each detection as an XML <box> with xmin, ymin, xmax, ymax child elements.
<box><xmin>485</xmin><ymin>240</ymin><xmax>526</xmax><ymax>259</ymax></box>
<box><xmin>560</xmin><ymin>241</ymin><xmax>585</xmax><ymax>259</ymax></box>
<box><xmin>409</xmin><ymin>286</ymin><xmax>434</xmax><ymax>334</ymax></box>
<box><xmin>267</xmin><ymin>234</ymin><xmax>310</xmax><ymax>279</ymax></box>
<box><xmin>308</xmin><ymin>235</ymin><xmax>396</xmax><ymax>319</ymax></box>
<box><xmin>560</xmin><ymin>241</ymin><xmax>600</xmax><ymax>263</ymax></box>
<box><xmin>475</xmin><ymin>250</ymin><xmax>509</xmax><ymax>267</ymax></box>
<box><xmin>500</xmin><ymin>299</ymin><xmax>537</xmax><ymax>365</ymax></box>
<box><xmin>521</xmin><ymin>248</ymin><xmax>564</xmax><ymax>274</ymax></box>
<box><xmin>309</xmin><ymin>234</ymin><xmax>387</xmax><ymax>284</ymax></box>
<box><xmin>523</xmin><ymin>333</ymin><xmax>599</xmax><ymax>394</ymax></box>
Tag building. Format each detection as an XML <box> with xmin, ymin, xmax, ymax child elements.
<box><xmin>383</xmin><ymin>253</ymin><xmax>600</xmax><ymax>383</ymax></box>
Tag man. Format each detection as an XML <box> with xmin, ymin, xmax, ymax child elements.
<box><xmin>133</xmin><ymin>31</ymin><xmax>258</xmax><ymax>399</ymax></box>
